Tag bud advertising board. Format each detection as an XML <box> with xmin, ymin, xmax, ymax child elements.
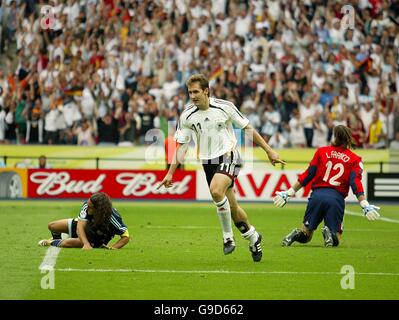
<box><xmin>27</xmin><ymin>169</ymin><xmax>196</xmax><ymax>200</ymax></box>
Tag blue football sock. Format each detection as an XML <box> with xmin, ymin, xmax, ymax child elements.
<box><xmin>50</xmin><ymin>239</ymin><xmax>62</xmax><ymax>247</ymax></box>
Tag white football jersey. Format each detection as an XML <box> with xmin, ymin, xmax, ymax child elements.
<box><xmin>175</xmin><ymin>97</ymin><xmax>249</xmax><ymax>160</ymax></box>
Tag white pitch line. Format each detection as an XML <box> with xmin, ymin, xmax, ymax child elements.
<box><xmin>148</xmin><ymin>226</ymin><xmax>394</xmax><ymax>232</ymax></box>
<box><xmin>39</xmin><ymin>246</ymin><xmax>61</xmax><ymax>271</ymax></box>
<box><xmin>55</xmin><ymin>268</ymin><xmax>399</xmax><ymax>277</ymax></box>
<box><xmin>345</xmin><ymin>210</ymin><xmax>399</xmax><ymax>224</ymax></box>
<box><xmin>145</xmin><ymin>225</ymin><xmax>219</xmax><ymax>229</ymax></box>
<box><xmin>345</xmin><ymin>228</ymin><xmax>398</xmax><ymax>232</ymax></box>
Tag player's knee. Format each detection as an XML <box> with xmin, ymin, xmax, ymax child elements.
<box><xmin>210</xmin><ymin>187</ymin><xmax>224</xmax><ymax>202</ymax></box>
<box><xmin>48</xmin><ymin>221</ymin><xmax>56</xmax><ymax>231</ymax></box>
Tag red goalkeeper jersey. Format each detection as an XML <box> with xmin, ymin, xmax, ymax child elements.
<box><xmin>297</xmin><ymin>145</ymin><xmax>365</xmax><ymax>198</ymax></box>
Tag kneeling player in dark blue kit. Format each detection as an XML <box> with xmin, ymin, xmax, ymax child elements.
<box><xmin>273</xmin><ymin>125</ymin><xmax>380</xmax><ymax>247</ymax></box>
<box><xmin>38</xmin><ymin>192</ymin><xmax>129</xmax><ymax>250</ymax></box>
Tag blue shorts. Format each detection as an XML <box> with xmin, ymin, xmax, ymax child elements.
<box><xmin>303</xmin><ymin>188</ymin><xmax>345</xmax><ymax>234</ymax></box>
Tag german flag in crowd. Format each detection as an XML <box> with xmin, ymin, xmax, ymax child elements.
<box><xmin>209</xmin><ymin>64</ymin><xmax>223</xmax><ymax>81</ymax></box>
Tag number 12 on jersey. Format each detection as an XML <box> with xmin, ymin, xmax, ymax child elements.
<box><xmin>323</xmin><ymin>161</ymin><xmax>344</xmax><ymax>186</ymax></box>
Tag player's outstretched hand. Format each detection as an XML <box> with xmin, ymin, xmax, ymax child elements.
<box><xmin>267</xmin><ymin>150</ymin><xmax>286</xmax><ymax>166</ymax></box>
<box><xmin>273</xmin><ymin>188</ymin><xmax>296</xmax><ymax>208</ymax></box>
<box><xmin>273</xmin><ymin>191</ymin><xmax>290</xmax><ymax>208</ymax></box>
<box><xmin>101</xmin><ymin>244</ymin><xmax>116</xmax><ymax>250</ymax></box>
<box><xmin>157</xmin><ymin>173</ymin><xmax>173</xmax><ymax>189</ymax></box>
<box><xmin>82</xmin><ymin>243</ymin><xmax>93</xmax><ymax>250</ymax></box>
<box><xmin>361</xmin><ymin>202</ymin><xmax>381</xmax><ymax>221</ymax></box>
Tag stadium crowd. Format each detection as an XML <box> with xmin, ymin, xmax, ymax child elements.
<box><xmin>0</xmin><ymin>0</ymin><xmax>398</xmax><ymax>149</ymax></box>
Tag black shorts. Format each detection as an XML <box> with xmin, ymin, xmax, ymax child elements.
<box><xmin>68</xmin><ymin>218</ymin><xmax>79</xmax><ymax>238</ymax></box>
<box><xmin>202</xmin><ymin>150</ymin><xmax>242</xmax><ymax>188</ymax></box>
<box><xmin>69</xmin><ymin>218</ymin><xmax>110</xmax><ymax>248</ymax></box>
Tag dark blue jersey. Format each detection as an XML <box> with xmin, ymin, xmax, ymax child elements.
<box><xmin>78</xmin><ymin>201</ymin><xmax>128</xmax><ymax>246</ymax></box>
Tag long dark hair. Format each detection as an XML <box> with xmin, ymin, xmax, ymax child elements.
<box><xmin>331</xmin><ymin>125</ymin><xmax>357</xmax><ymax>149</ymax></box>
<box><xmin>89</xmin><ymin>192</ymin><xmax>112</xmax><ymax>232</ymax></box>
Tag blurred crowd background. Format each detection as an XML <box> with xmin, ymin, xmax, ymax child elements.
<box><xmin>0</xmin><ymin>0</ymin><xmax>399</xmax><ymax>150</ymax></box>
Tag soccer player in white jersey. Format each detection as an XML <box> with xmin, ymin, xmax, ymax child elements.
<box><xmin>158</xmin><ymin>74</ymin><xmax>285</xmax><ymax>262</ymax></box>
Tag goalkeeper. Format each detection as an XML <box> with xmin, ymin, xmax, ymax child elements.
<box><xmin>273</xmin><ymin>125</ymin><xmax>380</xmax><ymax>247</ymax></box>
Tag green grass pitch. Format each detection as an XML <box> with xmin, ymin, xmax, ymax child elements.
<box><xmin>0</xmin><ymin>201</ymin><xmax>398</xmax><ymax>300</ymax></box>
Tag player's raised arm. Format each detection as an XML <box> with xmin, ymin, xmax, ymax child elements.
<box><xmin>243</xmin><ymin>123</ymin><xmax>286</xmax><ymax>166</ymax></box>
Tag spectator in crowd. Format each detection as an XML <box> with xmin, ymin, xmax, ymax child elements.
<box><xmin>261</xmin><ymin>103</ymin><xmax>281</xmax><ymax>142</ymax></box>
<box><xmin>96</xmin><ymin>111</ymin><xmax>118</xmax><ymax>146</ymax></box>
<box><xmin>38</xmin><ymin>155</ymin><xmax>50</xmax><ymax>169</ymax></box>
<box><xmin>312</xmin><ymin>116</ymin><xmax>328</xmax><ymax>148</ymax></box>
<box><xmin>299</xmin><ymin>94</ymin><xmax>317</xmax><ymax>147</ymax></box>
<box><xmin>367</xmin><ymin>111</ymin><xmax>387</xmax><ymax>149</ymax></box>
<box><xmin>44</xmin><ymin>101</ymin><xmax>60</xmax><ymax>144</ymax></box>
<box><xmin>268</xmin><ymin>129</ymin><xmax>288</xmax><ymax>149</ymax></box>
<box><xmin>288</xmin><ymin>108</ymin><xmax>306</xmax><ymax>148</ymax></box>
<box><xmin>25</xmin><ymin>98</ymin><xmax>44</xmax><ymax>144</ymax></box>
<box><xmin>75</xmin><ymin>118</ymin><xmax>95</xmax><ymax>146</ymax></box>
<box><xmin>5</xmin><ymin>1</ymin><xmax>18</xmax><ymax>51</ymax></box>
<box><xmin>358</xmin><ymin>101</ymin><xmax>376</xmax><ymax>138</ymax></box>
<box><xmin>347</xmin><ymin>110</ymin><xmax>366</xmax><ymax>148</ymax></box>
<box><xmin>138</xmin><ymin>102</ymin><xmax>156</xmax><ymax>145</ymax></box>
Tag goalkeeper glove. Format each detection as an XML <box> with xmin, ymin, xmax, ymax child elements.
<box><xmin>273</xmin><ymin>188</ymin><xmax>296</xmax><ymax>208</ymax></box>
<box><xmin>360</xmin><ymin>200</ymin><xmax>381</xmax><ymax>221</ymax></box>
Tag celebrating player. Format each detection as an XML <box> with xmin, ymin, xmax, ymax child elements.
<box><xmin>158</xmin><ymin>74</ymin><xmax>285</xmax><ymax>262</ymax></box>
<box><xmin>38</xmin><ymin>192</ymin><xmax>129</xmax><ymax>250</ymax></box>
<box><xmin>274</xmin><ymin>125</ymin><xmax>380</xmax><ymax>247</ymax></box>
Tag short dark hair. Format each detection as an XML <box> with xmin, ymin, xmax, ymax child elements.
<box><xmin>332</xmin><ymin>125</ymin><xmax>357</xmax><ymax>149</ymax></box>
<box><xmin>186</xmin><ymin>74</ymin><xmax>209</xmax><ymax>96</ymax></box>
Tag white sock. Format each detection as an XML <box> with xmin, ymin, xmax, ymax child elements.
<box><xmin>214</xmin><ymin>197</ymin><xmax>234</xmax><ymax>242</ymax></box>
<box><xmin>242</xmin><ymin>226</ymin><xmax>259</xmax><ymax>246</ymax></box>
